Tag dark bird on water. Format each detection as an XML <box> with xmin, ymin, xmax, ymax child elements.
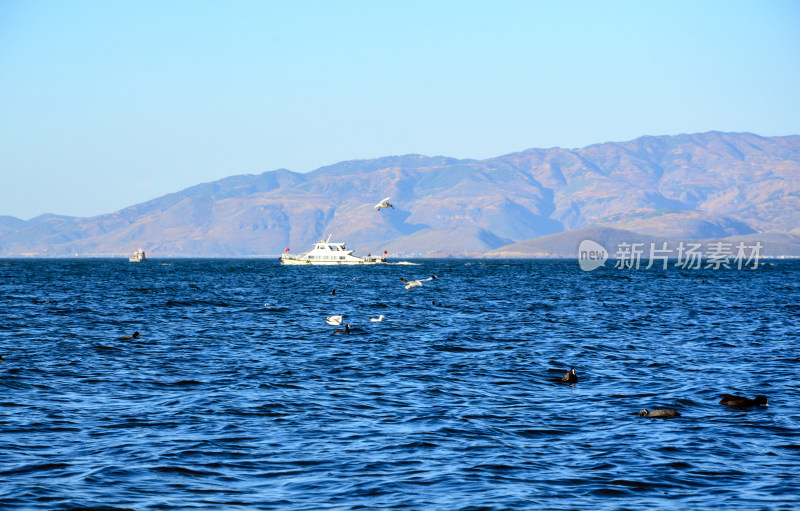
<box><xmin>120</xmin><ymin>331</ymin><xmax>141</xmax><ymax>340</ymax></box>
<box><xmin>638</xmin><ymin>409</ymin><xmax>681</xmax><ymax>418</ymax></box>
<box><xmin>0</xmin><ymin>354</ymin><xmax>5</xmax><ymax>362</ymax></box>
<box><xmin>561</xmin><ymin>367</ymin><xmax>578</xmax><ymax>383</ymax></box>
<box><xmin>719</xmin><ymin>394</ymin><xmax>769</xmax><ymax>408</ymax></box>
<box><xmin>333</xmin><ymin>324</ymin><xmax>351</xmax><ymax>334</ymax></box>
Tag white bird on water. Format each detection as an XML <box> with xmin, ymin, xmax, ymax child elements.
<box><xmin>375</xmin><ymin>197</ymin><xmax>394</xmax><ymax>211</ymax></box>
<box><xmin>401</xmin><ymin>275</ymin><xmax>437</xmax><ymax>291</ymax></box>
<box><xmin>370</xmin><ymin>315</ymin><xmax>385</xmax><ymax>322</ymax></box>
<box><xmin>326</xmin><ymin>315</ymin><xmax>343</xmax><ymax>326</ymax></box>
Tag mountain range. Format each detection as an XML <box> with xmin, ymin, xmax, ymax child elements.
<box><xmin>2</xmin><ymin>131</ymin><xmax>799</xmax><ymax>258</ymax></box>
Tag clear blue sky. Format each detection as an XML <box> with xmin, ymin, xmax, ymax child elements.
<box><xmin>1</xmin><ymin>0</ymin><xmax>798</xmax><ymax>220</ymax></box>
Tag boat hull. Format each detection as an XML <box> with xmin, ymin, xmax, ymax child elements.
<box><xmin>280</xmin><ymin>256</ymin><xmax>386</xmax><ymax>265</ymax></box>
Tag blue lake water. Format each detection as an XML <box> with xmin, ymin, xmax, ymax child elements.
<box><xmin>1</xmin><ymin>258</ymin><xmax>799</xmax><ymax>510</ymax></box>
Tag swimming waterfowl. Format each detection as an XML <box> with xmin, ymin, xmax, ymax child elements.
<box><xmin>401</xmin><ymin>275</ymin><xmax>437</xmax><ymax>291</ymax></box>
<box><xmin>326</xmin><ymin>315</ymin><xmax>343</xmax><ymax>326</ymax></box>
<box><xmin>719</xmin><ymin>394</ymin><xmax>769</xmax><ymax>408</ymax></box>
<box><xmin>120</xmin><ymin>331</ymin><xmax>141</xmax><ymax>340</ymax></box>
<box><xmin>638</xmin><ymin>409</ymin><xmax>681</xmax><ymax>418</ymax></box>
<box><xmin>561</xmin><ymin>367</ymin><xmax>578</xmax><ymax>383</ymax></box>
<box><xmin>333</xmin><ymin>324</ymin><xmax>351</xmax><ymax>334</ymax></box>
<box><xmin>370</xmin><ymin>315</ymin><xmax>385</xmax><ymax>322</ymax></box>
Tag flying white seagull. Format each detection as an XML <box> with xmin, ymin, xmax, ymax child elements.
<box><xmin>375</xmin><ymin>197</ymin><xmax>394</xmax><ymax>211</ymax></box>
<box><xmin>326</xmin><ymin>315</ymin><xmax>343</xmax><ymax>326</ymax></box>
<box><xmin>401</xmin><ymin>275</ymin><xmax>437</xmax><ymax>291</ymax></box>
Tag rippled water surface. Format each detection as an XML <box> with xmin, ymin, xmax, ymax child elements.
<box><xmin>1</xmin><ymin>258</ymin><xmax>799</xmax><ymax>510</ymax></box>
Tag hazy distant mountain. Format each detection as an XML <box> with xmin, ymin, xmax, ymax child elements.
<box><xmin>1</xmin><ymin>131</ymin><xmax>799</xmax><ymax>257</ymax></box>
<box><xmin>484</xmin><ymin>227</ymin><xmax>800</xmax><ymax>258</ymax></box>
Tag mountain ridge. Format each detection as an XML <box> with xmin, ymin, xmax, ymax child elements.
<box><xmin>2</xmin><ymin>131</ymin><xmax>799</xmax><ymax>257</ymax></box>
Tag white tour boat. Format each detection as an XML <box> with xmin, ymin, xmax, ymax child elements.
<box><xmin>280</xmin><ymin>235</ymin><xmax>387</xmax><ymax>265</ymax></box>
<box><xmin>129</xmin><ymin>248</ymin><xmax>147</xmax><ymax>262</ymax></box>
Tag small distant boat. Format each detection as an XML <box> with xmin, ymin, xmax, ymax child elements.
<box><xmin>280</xmin><ymin>235</ymin><xmax>387</xmax><ymax>265</ymax></box>
<box><xmin>129</xmin><ymin>248</ymin><xmax>147</xmax><ymax>262</ymax></box>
